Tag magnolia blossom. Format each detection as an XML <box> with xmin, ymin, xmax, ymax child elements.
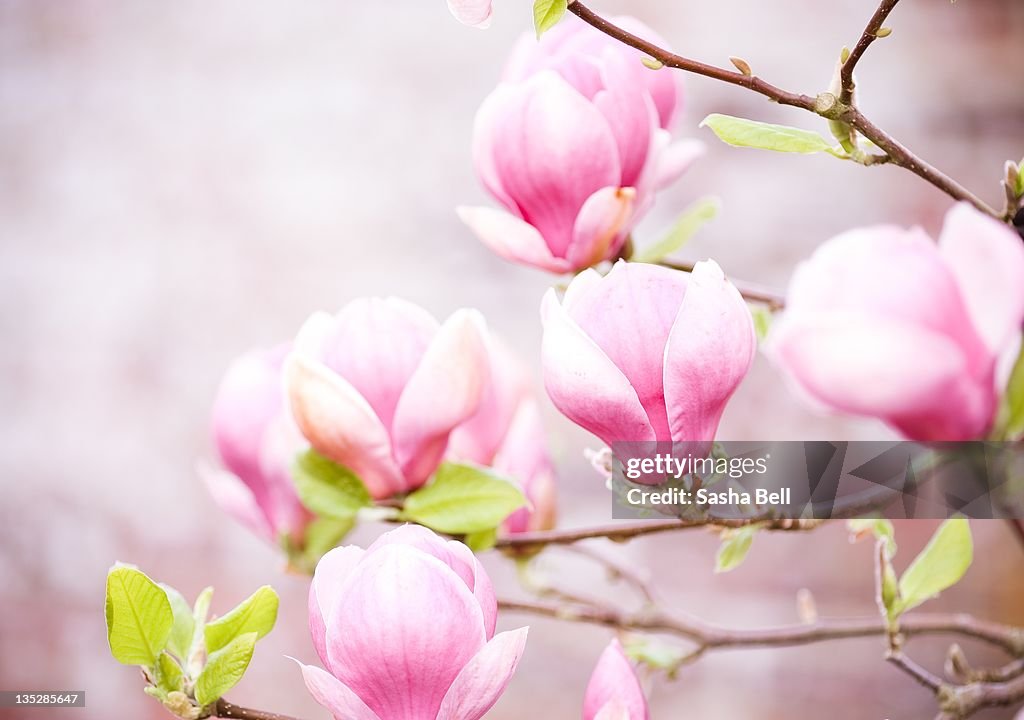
<box><xmin>297</xmin><ymin>525</ymin><xmax>528</xmax><ymax>720</ymax></box>
<box><xmin>205</xmin><ymin>345</ymin><xmax>311</xmax><ymax>543</ymax></box>
<box><xmin>541</xmin><ymin>260</ymin><xmax>756</xmax><ymax>461</ymax></box>
<box><xmin>583</xmin><ymin>639</ymin><xmax>649</xmax><ymax>720</ymax></box>
<box><xmin>768</xmin><ymin>203</ymin><xmax>1024</xmax><ymax>440</ymax></box>
<box><xmin>286</xmin><ymin>298</ymin><xmax>489</xmax><ymax>499</ymax></box>
<box><xmin>448</xmin><ymin>0</ymin><xmax>491</xmax><ymax>28</ymax></box>
<box><xmin>448</xmin><ymin>336</ymin><xmax>557</xmax><ymax>534</ymax></box>
<box><xmin>459</xmin><ymin>19</ymin><xmax>702</xmax><ymax>274</ymax></box>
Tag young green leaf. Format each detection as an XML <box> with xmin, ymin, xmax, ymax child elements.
<box><xmin>533</xmin><ymin>0</ymin><xmax>568</xmax><ymax>37</ymax></box>
<box><xmin>194</xmin><ymin>632</ymin><xmax>258</xmax><ymax>707</ymax></box>
<box><xmin>303</xmin><ymin>515</ymin><xmax>356</xmax><ymax>560</ymax></box>
<box><xmin>1016</xmin><ymin>158</ymin><xmax>1024</xmax><ymax>197</ymax></box>
<box><xmin>895</xmin><ymin>519</ymin><xmax>973</xmax><ymax>616</ymax></box>
<box><xmin>876</xmin><ymin>540</ymin><xmax>901</xmax><ymax>623</ymax></box>
<box><xmin>715</xmin><ymin>526</ymin><xmax>757</xmax><ymax>573</ymax></box>
<box><xmin>105</xmin><ymin>565</ymin><xmax>174</xmax><ymax>666</ymax></box>
<box><xmin>751</xmin><ymin>305</ymin><xmax>773</xmax><ymax>344</ymax></box>
<box><xmin>403</xmin><ymin>463</ymin><xmax>526</xmax><ymax>534</ymax></box>
<box><xmin>204</xmin><ymin>586</ymin><xmax>279</xmax><ymax>655</ymax></box>
<box><xmin>622</xmin><ymin>636</ymin><xmax>688</xmax><ymax>680</ymax></box>
<box><xmin>292</xmin><ymin>450</ymin><xmax>371</xmax><ymax>518</ymax></box>
<box><xmin>631</xmin><ymin>197</ymin><xmax>720</xmax><ymax>264</ymax></box>
<box><xmin>160</xmin><ymin>584</ymin><xmax>196</xmax><ymax>663</ymax></box>
<box><xmin>156</xmin><ymin>652</ymin><xmax>184</xmax><ymax>694</ymax></box>
<box><xmin>700</xmin><ymin>114</ymin><xmax>846</xmax><ymax>157</ymax></box>
<box><xmin>847</xmin><ymin>518</ymin><xmax>897</xmax><ymax>559</ymax></box>
<box><xmin>994</xmin><ymin>343</ymin><xmax>1024</xmax><ymax>441</ymax></box>
<box><xmin>464</xmin><ymin>527</ymin><xmax>499</xmax><ymax>552</ymax></box>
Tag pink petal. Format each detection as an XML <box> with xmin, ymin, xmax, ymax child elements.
<box><xmin>199</xmin><ymin>464</ymin><xmax>273</xmax><ymax>541</ymax></box>
<box><xmin>562</xmin><ymin>262</ymin><xmax>689</xmax><ymax>439</ymax></box>
<box><xmin>457</xmin><ymin>206</ymin><xmax>572</xmax><ymax>274</ymax></box>
<box><xmin>663</xmin><ymin>260</ymin><xmax>756</xmax><ymax>446</ymax></box>
<box><xmin>565</xmin><ymin>187</ymin><xmax>636</xmax><ymax>270</ymax></box>
<box><xmin>938</xmin><ymin>202</ymin><xmax>1024</xmax><ymax>356</ymax></box>
<box><xmin>489</xmin><ymin>72</ymin><xmax>621</xmax><ymax>258</ymax></box>
<box><xmin>257</xmin><ymin>415</ymin><xmax>312</xmax><ymax>540</ymax></box>
<box><xmin>436</xmin><ymin>628</ymin><xmax>530</xmax><ymax>720</ymax></box>
<box><xmin>654</xmin><ymin>138</ymin><xmax>704</xmax><ymax>190</ymax></box>
<box><xmin>285</xmin><ymin>353</ymin><xmax>406</xmax><ymax>499</ymax></box>
<box><xmin>583</xmin><ymin>639</ymin><xmax>649</xmax><ymax>720</ymax></box>
<box><xmin>770</xmin><ymin>315</ymin><xmax>993</xmax><ymax>440</ymax></box>
<box><xmin>594</xmin><ymin>701</ymin><xmax>632</xmax><ymax>720</ymax></box>
<box><xmin>391</xmin><ymin>309</ymin><xmax>489</xmax><ymax>489</ymax></box>
<box><xmin>318</xmin><ymin>298</ymin><xmax>439</xmax><ymax>432</ymax></box>
<box><xmin>309</xmin><ymin>546</ymin><xmax>366</xmax><ymax>671</ymax></box>
<box><xmin>592</xmin><ymin>49</ymin><xmax>657</xmax><ymax>188</ymax></box>
<box><xmin>541</xmin><ymin>287</ymin><xmax>656</xmax><ymax>446</ymax></box>
<box><xmin>494</xmin><ymin>400</ymin><xmax>557</xmax><ymax>534</ymax></box>
<box><xmin>326</xmin><ymin>546</ymin><xmax>487</xmax><ymax>720</ymax></box>
<box><xmin>472</xmin><ymin>84</ymin><xmax>521</xmax><ymax>212</ymax></box>
<box><xmin>447</xmin><ymin>0</ymin><xmax>492</xmax><ymax>28</ymax></box>
<box><xmin>292</xmin><ymin>659</ymin><xmax>382</xmax><ymax>720</ymax></box>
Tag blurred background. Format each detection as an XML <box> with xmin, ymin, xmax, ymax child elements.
<box><xmin>1</xmin><ymin>0</ymin><xmax>1023</xmax><ymax>717</ymax></box>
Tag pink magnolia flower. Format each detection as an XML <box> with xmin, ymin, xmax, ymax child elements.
<box><xmin>541</xmin><ymin>260</ymin><xmax>756</xmax><ymax>457</ymax></box>
<box><xmin>297</xmin><ymin>525</ymin><xmax>529</xmax><ymax>720</ymax></box>
<box><xmin>205</xmin><ymin>344</ymin><xmax>311</xmax><ymax>543</ymax></box>
<box><xmin>768</xmin><ymin>203</ymin><xmax>1024</xmax><ymax>441</ymax></box>
<box><xmin>459</xmin><ymin>19</ymin><xmax>702</xmax><ymax>274</ymax></box>
<box><xmin>286</xmin><ymin>298</ymin><xmax>489</xmax><ymax>499</ymax></box>
<box><xmin>448</xmin><ymin>336</ymin><xmax>557</xmax><ymax>535</ymax></box>
<box><xmin>448</xmin><ymin>0</ymin><xmax>491</xmax><ymax>28</ymax></box>
<box><xmin>583</xmin><ymin>639</ymin><xmax>649</xmax><ymax>720</ymax></box>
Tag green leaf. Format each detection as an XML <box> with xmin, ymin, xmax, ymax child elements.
<box><xmin>403</xmin><ymin>462</ymin><xmax>527</xmax><ymax>534</ymax></box>
<box><xmin>292</xmin><ymin>450</ymin><xmax>371</xmax><ymax>519</ymax></box>
<box><xmin>194</xmin><ymin>632</ymin><xmax>257</xmax><ymax>707</ymax></box>
<box><xmin>464</xmin><ymin>527</ymin><xmax>498</xmax><ymax>552</ymax></box>
<box><xmin>631</xmin><ymin>197</ymin><xmax>720</xmax><ymax>264</ymax></box>
<box><xmin>1016</xmin><ymin>158</ymin><xmax>1024</xmax><ymax>197</ymax></box>
<box><xmin>155</xmin><ymin>652</ymin><xmax>184</xmax><ymax>694</ymax></box>
<box><xmin>533</xmin><ymin>0</ymin><xmax>568</xmax><ymax>37</ymax></box>
<box><xmin>700</xmin><ymin>114</ymin><xmax>846</xmax><ymax>157</ymax></box>
<box><xmin>193</xmin><ymin>586</ymin><xmax>214</xmax><ymax>625</ymax></box>
<box><xmin>847</xmin><ymin>518</ymin><xmax>897</xmax><ymax>558</ymax></box>
<box><xmin>994</xmin><ymin>342</ymin><xmax>1024</xmax><ymax>441</ymax></box>
<box><xmin>894</xmin><ymin>519</ymin><xmax>973</xmax><ymax>616</ymax></box>
<box><xmin>159</xmin><ymin>584</ymin><xmax>195</xmax><ymax>663</ymax></box>
<box><xmin>877</xmin><ymin>542</ymin><xmax>901</xmax><ymax>623</ymax></box>
<box><xmin>303</xmin><ymin>515</ymin><xmax>356</xmax><ymax>560</ymax></box>
<box><xmin>715</xmin><ymin>526</ymin><xmax>757</xmax><ymax>573</ymax></box>
<box><xmin>204</xmin><ymin>586</ymin><xmax>279</xmax><ymax>655</ymax></box>
<box><xmin>751</xmin><ymin>305</ymin><xmax>773</xmax><ymax>344</ymax></box>
<box><xmin>622</xmin><ymin>636</ymin><xmax>688</xmax><ymax>680</ymax></box>
<box><xmin>105</xmin><ymin>565</ymin><xmax>174</xmax><ymax>666</ymax></box>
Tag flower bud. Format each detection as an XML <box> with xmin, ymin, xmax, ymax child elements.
<box><xmin>583</xmin><ymin>639</ymin><xmax>649</xmax><ymax>720</ymax></box>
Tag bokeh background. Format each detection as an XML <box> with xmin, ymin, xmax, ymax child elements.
<box><xmin>1</xmin><ymin>0</ymin><xmax>1023</xmax><ymax>717</ymax></box>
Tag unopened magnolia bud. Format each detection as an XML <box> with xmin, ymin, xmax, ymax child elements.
<box><xmin>729</xmin><ymin>56</ymin><xmax>753</xmax><ymax>76</ymax></box>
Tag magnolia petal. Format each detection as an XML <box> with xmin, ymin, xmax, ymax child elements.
<box><xmin>447</xmin><ymin>0</ymin><xmax>492</xmax><ymax>28</ymax></box>
<box><xmin>199</xmin><ymin>464</ymin><xmax>273</xmax><ymax>541</ymax></box>
<box><xmin>663</xmin><ymin>260</ymin><xmax>756</xmax><ymax>445</ymax></box>
<box><xmin>939</xmin><ymin>202</ymin><xmax>1024</xmax><ymax>356</ymax></box>
<box><xmin>655</xmin><ymin>138</ymin><xmax>704</xmax><ymax>190</ymax></box>
<box><xmin>309</xmin><ymin>546</ymin><xmax>366</xmax><ymax>671</ymax></box>
<box><xmin>565</xmin><ymin>187</ymin><xmax>636</xmax><ymax>271</ymax></box>
<box><xmin>583</xmin><ymin>639</ymin><xmax>649</xmax><ymax>720</ymax></box>
<box><xmin>457</xmin><ymin>206</ymin><xmax>571</xmax><ymax>273</ymax></box>
<box><xmin>285</xmin><ymin>354</ymin><xmax>406</xmax><ymax>499</ymax></box>
<box><xmin>391</xmin><ymin>309</ymin><xmax>489</xmax><ymax>488</ymax></box>
<box><xmin>436</xmin><ymin>628</ymin><xmax>529</xmax><ymax>720</ymax></box>
<box><xmin>326</xmin><ymin>546</ymin><xmax>487</xmax><ymax>720</ymax></box>
<box><xmin>292</xmin><ymin>659</ymin><xmax>382</xmax><ymax>720</ymax></box>
<box><xmin>541</xmin><ymin>287</ymin><xmax>656</xmax><ymax>446</ymax></box>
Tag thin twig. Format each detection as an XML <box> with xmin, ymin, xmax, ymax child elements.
<box><xmin>497</xmin><ymin>596</ymin><xmax>1024</xmax><ymax>657</ymax></box>
<box><xmin>888</xmin><ymin>650</ymin><xmax>944</xmax><ymax>692</ymax></box>
<box><xmin>656</xmin><ymin>258</ymin><xmax>785</xmax><ymax>310</ymax></box>
<box><xmin>215</xmin><ymin>699</ymin><xmax>305</xmax><ymax>720</ymax></box>
<box><xmin>561</xmin><ymin>544</ymin><xmax>658</xmax><ymax>604</ymax></box>
<box><xmin>935</xmin><ymin>673</ymin><xmax>1024</xmax><ymax>719</ymax></box>
<box><xmin>840</xmin><ymin>0</ymin><xmax>901</xmax><ymax>104</ymax></box>
<box><xmin>565</xmin><ymin>0</ymin><xmax>1003</xmax><ymax>221</ymax></box>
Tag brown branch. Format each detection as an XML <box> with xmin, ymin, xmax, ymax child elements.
<box><xmin>497</xmin><ymin>596</ymin><xmax>1024</xmax><ymax>657</ymax></box>
<box><xmin>935</xmin><ymin>673</ymin><xmax>1024</xmax><ymax>719</ymax></box>
<box><xmin>839</xmin><ymin>0</ymin><xmax>901</xmax><ymax>104</ymax></box>
<box><xmin>656</xmin><ymin>259</ymin><xmax>785</xmax><ymax>310</ymax></box>
<box><xmin>215</xmin><ymin>698</ymin><xmax>305</xmax><ymax>720</ymax></box>
<box><xmin>565</xmin><ymin>0</ymin><xmax>1004</xmax><ymax>221</ymax></box>
<box><xmin>888</xmin><ymin>650</ymin><xmax>944</xmax><ymax>692</ymax></box>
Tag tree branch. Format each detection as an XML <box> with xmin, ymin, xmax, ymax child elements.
<box><xmin>215</xmin><ymin>699</ymin><xmax>305</xmax><ymax>720</ymax></box>
<box><xmin>839</xmin><ymin>0</ymin><xmax>901</xmax><ymax>104</ymax></box>
<box><xmin>656</xmin><ymin>259</ymin><xmax>785</xmax><ymax>310</ymax></box>
<box><xmin>565</xmin><ymin>0</ymin><xmax>1004</xmax><ymax>221</ymax></box>
<box><xmin>497</xmin><ymin>596</ymin><xmax>1024</xmax><ymax>657</ymax></box>
<box><xmin>887</xmin><ymin>650</ymin><xmax>944</xmax><ymax>692</ymax></box>
<box><xmin>935</xmin><ymin>673</ymin><xmax>1024</xmax><ymax>719</ymax></box>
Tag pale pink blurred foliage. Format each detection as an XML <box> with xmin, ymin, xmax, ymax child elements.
<box><xmin>583</xmin><ymin>639</ymin><xmax>649</xmax><ymax>720</ymax></box>
<box><xmin>299</xmin><ymin>525</ymin><xmax>528</xmax><ymax>720</ymax></box>
<box><xmin>285</xmin><ymin>298</ymin><xmax>489</xmax><ymax>499</ymax></box>
<box><xmin>448</xmin><ymin>335</ymin><xmax>557</xmax><ymax>534</ymax></box>
<box><xmin>769</xmin><ymin>203</ymin><xmax>1024</xmax><ymax>441</ymax></box>
<box><xmin>541</xmin><ymin>260</ymin><xmax>756</xmax><ymax>463</ymax></box>
<box><xmin>459</xmin><ymin>17</ymin><xmax>702</xmax><ymax>273</ymax></box>
<box><xmin>206</xmin><ymin>344</ymin><xmax>312</xmax><ymax>544</ymax></box>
